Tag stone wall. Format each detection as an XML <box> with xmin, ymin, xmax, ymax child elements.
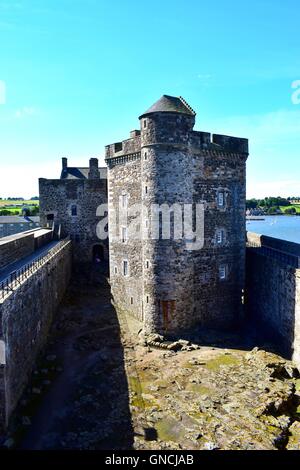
<box><xmin>0</xmin><ymin>239</ymin><xmax>71</xmax><ymax>429</ymax></box>
<box><xmin>0</xmin><ymin>232</ymin><xmax>35</xmax><ymax>271</ymax></box>
<box><xmin>246</xmin><ymin>232</ymin><xmax>300</xmax><ymax>366</ymax></box>
<box><xmin>108</xmin><ymin>155</ymin><xmax>144</xmax><ymax>322</ymax></box>
<box><xmin>39</xmin><ymin>178</ymin><xmax>108</xmax><ymax>266</ymax></box>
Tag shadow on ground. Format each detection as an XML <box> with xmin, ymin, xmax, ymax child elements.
<box><xmin>14</xmin><ymin>268</ymin><xmax>134</xmax><ymax>450</ymax></box>
<box><xmin>162</xmin><ymin>320</ymin><xmax>291</xmax><ymax>360</ymax></box>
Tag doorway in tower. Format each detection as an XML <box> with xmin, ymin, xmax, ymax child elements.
<box><xmin>92</xmin><ymin>244</ymin><xmax>105</xmax><ymax>264</ymax></box>
<box><xmin>160</xmin><ymin>300</ymin><xmax>176</xmax><ymax>332</ymax></box>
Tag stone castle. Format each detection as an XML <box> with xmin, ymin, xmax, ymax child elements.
<box><xmin>106</xmin><ymin>95</ymin><xmax>248</xmax><ymax>334</ymax></box>
<box><xmin>40</xmin><ymin>95</ymin><xmax>249</xmax><ymax>335</ymax></box>
<box><xmin>1</xmin><ymin>95</ymin><xmax>299</xmax><ymax>431</ymax></box>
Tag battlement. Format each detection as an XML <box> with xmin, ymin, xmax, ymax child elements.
<box><xmin>191</xmin><ymin>131</ymin><xmax>248</xmax><ymax>154</ymax></box>
<box><xmin>105</xmin><ymin>131</ymin><xmax>141</xmax><ymax>160</ymax></box>
<box><xmin>212</xmin><ymin>134</ymin><xmax>249</xmax><ymax>154</ymax></box>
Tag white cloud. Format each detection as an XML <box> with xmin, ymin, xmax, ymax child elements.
<box><xmin>14</xmin><ymin>107</ymin><xmax>39</xmax><ymax>119</ymax></box>
<box><xmin>0</xmin><ymin>80</ymin><xmax>6</xmax><ymax>104</ymax></box>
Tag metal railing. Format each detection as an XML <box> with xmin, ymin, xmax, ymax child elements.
<box><xmin>247</xmin><ymin>242</ymin><xmax>300</xmax><ymax>269</ymax></box>
<box><xmin>0</xmin><ymin>237</ymin><xmax>71</xmax><ymax>301</ymax></box>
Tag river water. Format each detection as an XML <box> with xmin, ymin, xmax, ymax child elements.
<box><xmin>246</xmin><ymin>216</ymin><xmax>300</xmax><ymax>244</ymax></box>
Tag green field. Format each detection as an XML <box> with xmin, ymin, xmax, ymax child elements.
<box><xmin>280</xmin><ymin>205</ymin><xmax>300</xmax><ymax>214</ymax></box>
<box><xmin>0</xmin><ymin>199</ymin><xmax>39</xmax><ymax>215</ymax></box>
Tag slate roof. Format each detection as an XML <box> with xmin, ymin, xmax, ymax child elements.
<box><xmin>60</xmin><ymin>167</ymin><xmax>107</xmax><ymax>180</ymax></box>
<box><xmin>139</xmin><ymin>95</ymin><xmax>196</xmax><ymax>118</ymax></box>
<box><xmin>0</xmin><ymin>216</ymin><xmax>40</xmax><ymax>224</ymax></box>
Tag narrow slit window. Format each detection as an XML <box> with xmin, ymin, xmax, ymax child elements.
<box><xmin>123</xmin><ymin>260</ymin><xmax>128</xmax><ymax>276</ymax></box>
<box><xmin>219</xmin><ymin>265</ymin><xmax>227</xmax><ymax>280</ymax></box>
<box><xmin>122</xmin><ymin>194</ymin><xmax>127</xmax><ymax>208</ymax></box>
<box><xmin>217</xmin><ymin>229</ymin><xmax>225</xmax><ymax>244</ymax></box>
<box><xmin>121</xmin><ymin>226</ymin><xmax>127</xmax><ymax>243</ymax></box>
<box><xmin>217</xmin><ymin>192</ymin><xmax>225</xmax><ymax>207</ymax></box>
<box><xmin>71</xmin><ymin>205</ymin><xmax>77</xmax><ymax>216</ymax></box>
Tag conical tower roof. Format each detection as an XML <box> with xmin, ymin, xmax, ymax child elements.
<box><xmin>139</xmin><ymin>95</ymin><xmax>196</xmax><ymax>119</ymax></box>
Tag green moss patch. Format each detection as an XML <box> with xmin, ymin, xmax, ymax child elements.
<box><xmin>205</xmin><ymin>354</ymin><xmax>240</xmax><ymax>371</ymax></box>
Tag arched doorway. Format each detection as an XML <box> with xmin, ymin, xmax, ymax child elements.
<box><xmin>92</xmin><ymin>244</ymin><xmax>104</xmax><ymax>264</ymax></box>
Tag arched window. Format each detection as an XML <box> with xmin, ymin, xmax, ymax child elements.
<box><xmin>71</xmin><ymin>205</ymin><xmax>77</xmax><ymax>216</ymax></box>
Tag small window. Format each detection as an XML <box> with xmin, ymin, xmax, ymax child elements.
<box><xmin>121</xmin><ymin>226</ymin><xmax>127</xmax><ymax>243</ymax></box>
<box><xmin>217</xmin><ymin>192</ymin><xmax>225</xmax><ymax>207</ymax></box>
<box><xmin>123</xmin><ymin>260</ymin><xmax>128</xmax><ymax>276</ymax></box>
<box><xmin>143</xmin><ymin>119</ymin><xmax>147</xmax><ymax>128</ymax></box>
<box><xmin>71</xmin><ymin>205</ymin><xmax>77</xmax><ymax>216</ymax></box>
<box><xmin>146</xmin><ymin>295</ymin><xmax>149</xmax><ymax>303</ymax></box>
<box><xmin>146</xmin><ymin>260</ymin><xmax>149</xmax><ymax>269</ymax></box>
<box><xmin>219</xmin><ymin>265</ymin><xmax>227</xmax><ymax>280</ymax></box>
<box><xmin>47</xmin><ymin>213</ymin><xmax>54</xmax><ymax>221</ymax></box>
<box><xmin>114</xmin><ymin>142</ymin><xmax>123</xmax><ymax>152</ymax></box>
<box><xmin>145</xmin><ymin>185</ymin><xmax>148</xmax><ymax>195</ymax></box>
<box><xmin>144</xmin><ymin>151</ymin><xmax>148</xmax><ymax>160</ymax></box>
<box><xmin>130</xmin><ymin>297</ymin><xmax>134</xmax><ymax>305</ymax></box>
<box><xmin>114</xmin><ymin>266</ymin><xmax>118</xmax><ymax>275</ymax></box>
<box><xmin>217</xmin><ymin>229</ymin><xmax>225</xmax><ymax>244</ymax></box>
<box><xmin>122</xmin><ymin>194</ymin><xmax>127</xmax><ymax>208</ymax></box>
<box><xmin>145</xmin><ymin>219</ymin><xmax>149</xmax><ymax>228</ymax></box>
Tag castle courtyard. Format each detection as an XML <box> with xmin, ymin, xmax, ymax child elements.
<box><xmin>4</xmin><ymin>275</ymin><xmax>300</xmax><ymax>451</ymax></box>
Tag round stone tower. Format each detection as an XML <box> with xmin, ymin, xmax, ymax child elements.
<box><xmin>139</xmin><ymin>95</ymin><xmax>197</xmax><ymax>335</ymax></box>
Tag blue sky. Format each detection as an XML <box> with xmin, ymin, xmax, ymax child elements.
<box><xmin>0</xmin><ymin>0</ymin><xmax>299</xmax><ymax>198</ymax></box>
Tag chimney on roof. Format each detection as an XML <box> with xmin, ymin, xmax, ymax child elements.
<box><xmin>62</xmin><ymin>157</ymin><xmax>68</xmax><ymax>171</ymax></box>
<box><xmin>88</xmin><ymin>158</ymin><xmax>100</xmax><ymax>179</ymax></box>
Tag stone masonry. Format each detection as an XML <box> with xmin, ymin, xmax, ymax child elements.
<box><xmin>39</xmin><ymin>158</ymin><xmax>108</xmax><ymax>266</ymax></box>
<box><xmin>0</xmin><ymin>238</ymin><xmax>71</xmax><ymax>429</ymax></box>
<box><xmin>246</xmin><ymin>231</ymin><xmax>300</xmax><ymax>366</ymax></box>
<box><xmin>0</xmin><ymin>232</ymin><xmax>35</xmax><ymax>272</ymax></box>
<box><xmin>106</xmin><ymin>95</ymin><xmax>248</xmax><ymax>335</ymax></box>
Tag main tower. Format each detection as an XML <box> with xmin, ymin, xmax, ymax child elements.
<box><xmin>106</xmin><ymin>95</ymin><xmax>248</xmax><ymax>336</ymax></box>
<box><xmin>139</xmin><ymin>95</ymin><xmax>197</xmax><ymax>333</ymax></box>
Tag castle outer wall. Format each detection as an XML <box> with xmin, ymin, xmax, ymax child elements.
<box><xmin>246</xmin><ymin>232</ymin><xmax>300</xmax><ymax>366</ymax></box>
<box><xmin>0</xmin><ymin>238</ymin><xmax>71</xmax><ymax>429</ymax></box>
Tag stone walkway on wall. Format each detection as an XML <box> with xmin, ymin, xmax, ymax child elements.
<box><xmin>2</xmin><ymin>275</ymin><xmax>300</xmax><ymax>450</ymax></box>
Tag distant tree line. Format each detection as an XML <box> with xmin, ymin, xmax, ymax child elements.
<box><xmin>246</xmin><ymin>197</ymin><xmax>300</xmax><ymax>215</ymax></box>
<box><xmin>0</xmin><ymin>196</ymin><xmax>39</xmax><ymax>200</ymax></box>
